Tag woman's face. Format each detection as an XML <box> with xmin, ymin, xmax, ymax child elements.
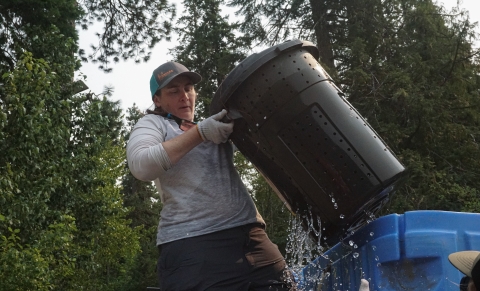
<box><xmin>154</xmin><ymin>75</ymin><xmax>197</xmax><ymax>121</ymax></box>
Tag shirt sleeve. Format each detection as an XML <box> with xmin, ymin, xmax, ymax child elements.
<box><xmin>126</xmin><ymin>115</ymin><xmax>173</xmax><ymax>181</ymax></box>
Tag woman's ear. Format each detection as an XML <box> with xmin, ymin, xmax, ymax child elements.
<box><xmin>153</xmin><ymin>94</ymin><xmax>161</xmax><ymax>107</ymax></box>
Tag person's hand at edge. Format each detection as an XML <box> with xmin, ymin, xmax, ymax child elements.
<box><xmin>197</xmin><ymin>109</ymin><xmax>234</xmax><ymax>144</ymax></box>
<box><xmin>359</xmin><ymin>279</ymin><xmax>370</xmax><ymax>291</ymax></box>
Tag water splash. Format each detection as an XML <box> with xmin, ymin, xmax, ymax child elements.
<box><xmin>285</xmin><ymin>212</ymin><xmax>327</xmax><ymax>290</ymax></box>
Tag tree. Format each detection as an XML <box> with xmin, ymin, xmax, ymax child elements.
<box><xmin>0</xmin><ymin>22</ymin><xmax>140</xmax><ymax>291</ymax></box>
<box><xmin>170</xmin><ymin>0</ymin><xmax>252</xmax><ymax>118</ymax></box>
<box><xmin>0</xmin><ymin>0</ymin><xmax>176</xmax><ymax>73</ymax></box>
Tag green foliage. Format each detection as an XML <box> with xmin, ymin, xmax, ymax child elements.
<box><xmin>0</xmin><ymin>0</ymin><xmax>176</xmax><ymax>73</ymax></box>
<box><xmin>0</xmin><ymin>50</ymin><xmax>139</xmax><ymax>290</ymax></box>
<box><xmin>0</xmin><ymin>216</ymin><xmax>77</xmax><ymax>291</ymax></box>
<box><xmin>170</xmin><ymin>0</ymin><xmax>252</xmax><ymax>119</ymax></box>
<box><xmin>0</xmin><ymin>0</ymin><xmax>82</xmax><ymax>72</ymax></box>
<box><xmin>77</xmin><ymin>0</ymin><xmax>176</xmax><ymax>72</ymax></box>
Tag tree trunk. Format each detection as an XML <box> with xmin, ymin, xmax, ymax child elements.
<box><xmin>309</xmin><ymin>0</ymin><xmax>335</xmax><ymax>70</ymax></box>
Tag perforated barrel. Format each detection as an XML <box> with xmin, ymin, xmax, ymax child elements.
<box><xmin>211</xmin><ymin>39</ymin><xmax>406</xmax><ymax>244</ymax></box>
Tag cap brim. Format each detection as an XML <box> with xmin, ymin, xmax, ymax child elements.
<box><xmin>449</xmin><ymin>251</ymin><xmax>480</xmax><ymax>277</ymax></box>
<box><xmin>158</xmin><ymin>71</ymin><xmax>202</xmax><ymax>91</ymax></box>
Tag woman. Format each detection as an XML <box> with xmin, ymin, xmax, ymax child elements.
<box><xmin>126</xmin><ymin>62</ymin><xmax>292</xmax><ymax>291</ymax></box>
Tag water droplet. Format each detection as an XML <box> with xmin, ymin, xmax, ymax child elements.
<box><xmin>372</xmin><ymin>245</ymin><xmax>377</xmax><ymax>251</ymax></box>
<box><xmin>331</xmin><ymin>198</ymin><xmax>335</xmax><ymax>203</ymax></box>
<box><xmin>377</xmin><ymin>262</ymin><xmax>382</xmax><ymax>267</ymax></box>
<box><xmin>353</xmin><ymin>252</ymin><xmax>359</xmax><ymax>258</ymax></box>
<box><xmin>354</xmin><ymin>244</ymin><xmax>358</xmax><ymax>249</ymax></box>
<box><xmin>349</xmin><ymin>240</ymin><xmax>354</xmax><ymax>246</ymax></box>
<box><xmin>375</xmin><ymin>255</ymin><xmax>379</xmax><ymax>261</ymax></box>
<box><xmin>340</xmin><ymin>214</ymin><xmax>345</xmax><ymax>219</ymax></box>
<box><xmin>334</xmin><ymin>203</ymin><xmax>338</xmax><ymax>209</ymax></box>
<box><xmin>370</xmin><ymin>232</ymin><xmax>374</xmax><ymax>236</ymax></box>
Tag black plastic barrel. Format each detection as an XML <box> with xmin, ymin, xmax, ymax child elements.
<box><xmin>211</xmin><ymin>39</ymin><xmax>406</xmax><ymax>244</ymax></box>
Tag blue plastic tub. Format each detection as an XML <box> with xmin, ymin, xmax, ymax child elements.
<box><xmin>300</xmin><ymin>210</ymin><xmax>480</xmax><ymax>291</ymax></box>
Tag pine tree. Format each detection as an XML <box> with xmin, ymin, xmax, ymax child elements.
<box><xmin>170</xmin><ymin>0</ymin><xmax>252</xmax><ymax>118</ymax></box>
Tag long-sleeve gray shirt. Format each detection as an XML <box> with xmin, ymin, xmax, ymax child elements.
<box><xmin>126</xmin><ymin>114</ymin><xmax>264</xmax><ymax>245</ymax></box>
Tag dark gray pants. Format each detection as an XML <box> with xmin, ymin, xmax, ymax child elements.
<box><xmin>157</xmin><ymin>223</ymin><xmax>294</xmax><ymax>291</ymax></box>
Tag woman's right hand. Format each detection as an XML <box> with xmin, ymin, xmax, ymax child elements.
<box><xmin>197</xmin><ymin>109</ymin><xmax>234</xmax><ymax>144</ymax></box>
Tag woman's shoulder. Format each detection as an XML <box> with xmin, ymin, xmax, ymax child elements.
<box><xmin>137</xmin><ymin>113</ymin><xmax>169</xmax><ymax>126</ymax></box>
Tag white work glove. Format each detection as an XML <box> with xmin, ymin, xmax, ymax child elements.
<box><xmin>197</xmin><ymin>109</ymin><xmax>234</xmax><ymax>144</ymax></box>
<box><xmin>359</xmin><ymin>279</ymin><xmax>370</xmax><ymax>291</ymax></box>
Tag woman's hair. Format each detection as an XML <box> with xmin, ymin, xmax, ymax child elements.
<box><xmin>146</xmin><ymin>91</ymin><xmax>167</xmax><ymax>116</ymax></box>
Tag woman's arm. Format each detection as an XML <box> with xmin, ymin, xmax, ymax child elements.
<box><xmin>162</xmin><ymin>126</ymin><xmax>203</xmax><ymax>164</ymax></box>
<box><xmin>127</xmin><ymin>110</ymin><xmax>233</xmax><ymax>181</ymax></box>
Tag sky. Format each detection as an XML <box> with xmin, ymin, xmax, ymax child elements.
<box><xmin>77</xmin><ymin>0</ymin><xmax>480</xmax><ymax>114</ymax></box>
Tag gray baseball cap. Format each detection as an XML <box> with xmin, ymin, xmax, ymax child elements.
<box><xmin>149</xmin><ymin>62</ymin><xmax>202</xmax><ymax>98</ymax></box>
